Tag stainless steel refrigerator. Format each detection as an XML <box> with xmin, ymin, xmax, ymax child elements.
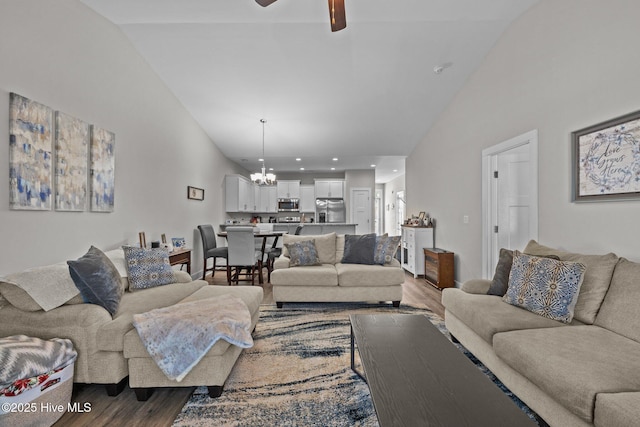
<box><xmin>316</xmin><ymin>198</ymin><xmax>346</xmax><ymax>223</ymax></box>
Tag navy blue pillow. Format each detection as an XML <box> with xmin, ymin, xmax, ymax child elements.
<box><xmin>342</xmin><ymin>234</ymin><xmax>377</xmax><ymax>265</ymax></box>
<box><xmin>67</xmin><ymin>246</ymin><xmax>123</xmax><ymax>316</ymax></box>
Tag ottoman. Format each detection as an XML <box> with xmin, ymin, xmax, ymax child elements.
<box><xmin>123</xmin><ymin>285</ymin><xmax>263</xmax><ymax>401</ymax></box>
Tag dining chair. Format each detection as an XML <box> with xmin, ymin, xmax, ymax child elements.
<box><xmin>197</xmin><ymin>224</ymin><xmax>228</xmax><ymax>279</ymax></box>
<box><xmin>225</xmin><ymin>226</ymin><xmax>262</xmax><ymax>285</ymax></box>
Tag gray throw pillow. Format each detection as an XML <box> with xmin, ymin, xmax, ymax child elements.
<box><xmin>67</xmin><ymin>246</ymin><xmax>123</xmax><ymax>316</ymax></box>
<box><xmin>284</xmin><ymin>240</ymin><xmax>321</xmax><ymax>267</ymax></box>
<box><xmin>342</xmin><ymin>234</ymin><xmax>377</xmax><ymax>265</ymax></box>
<box><xmin>487</xmin><ymin>248</ymin><xmax>514</xmax><ymax>296</ymax></box>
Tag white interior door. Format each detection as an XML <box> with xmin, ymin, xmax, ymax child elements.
<box><xmin>482</xmin><ymin>130</ymin><xmax>538</xmax><ymax>278</ymax></box>
<box><xmin>351</xmin><ymin>188</ymin><xmax>371</xmax><ymax>234</ymax></box>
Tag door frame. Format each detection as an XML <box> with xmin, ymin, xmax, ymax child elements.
<box><xmin>350</xmin><ymin>187</ymin><xmax>372</xmax><ymax>234</ymax></box>
<box><xmin>481</xmin><ymin>129</ymin><xmax>539</xmax><ymax>278</ymax></box>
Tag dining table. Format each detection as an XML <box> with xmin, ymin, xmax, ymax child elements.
<box><xmin>217</xmin><ymin>229</ymin><xmax>286</xmax><ymax>284</ymax></box>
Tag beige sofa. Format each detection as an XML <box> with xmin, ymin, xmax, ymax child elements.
<box><xmin>0</xmin><ymin>249</ymin><xmax>263</xmax><ymax>400</ymax></box>
<box><xmin>271</xmin><ymin>233</ymin><xmax>404</xmax><ymax>308</ymax></box>
<box><xmin>442</xmin><ymin>240</ymin><xmax>640</xmax><ymax>427</ymax></box>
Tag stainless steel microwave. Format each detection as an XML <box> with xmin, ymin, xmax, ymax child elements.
<box><xmin>278</xmin><ymin>198</ymin><xmax>299</xmax><ymax>212</ymax></box>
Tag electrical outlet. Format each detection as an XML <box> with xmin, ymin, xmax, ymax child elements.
<box><xmin>463</xmin><ymin>215</ymin><xmax>469</xmax><ymax>224</ymax></box>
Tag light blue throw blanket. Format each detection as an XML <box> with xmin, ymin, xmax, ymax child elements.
<box><xmin>132</xmin><ymin>294</ymin><xmax>254</xmax><ymax>382</ymax></box>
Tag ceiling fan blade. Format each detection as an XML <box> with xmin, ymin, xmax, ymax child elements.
<box><xmin>255</xmin><ymin>0</ymin><xmax>278</xmax><ymax>7</ymax></box>
<box><xmin>328</xmin><ymin>0</ymin><xmax>346</xmax><ymax>32</ymax></box>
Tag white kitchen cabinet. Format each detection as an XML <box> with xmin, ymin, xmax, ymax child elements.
<box><xmin>225</xmin><ymin>175</ymin><xmax>253</xmax><ymax>212</ymax></box>
<box><xmin>277</xmin><ymin>180</ymin><xmax>300</xmax><ymax>199</ymax></box>
<box><xmin>315</xmin><ymin>180</ymin><xmax>344</xmax><ymax>198</ymax></box>
<box><xmin>299</xmin><ymin>185</ymin><xmax>315</xmax><ymax>212</ymax></box>
<box><xmin>252</xmin><ymin>184</ymin><xmax>260</xmax><ymax>211</ymax></box>
<box><xmin>400</xmin><ymin>226</ymin><xmax>434</xmax><ymax>278</ymax></box>
<box><xmin>258</xmin><ymin>186</ymin><xmax>277</xmax><ymax>213</ymax></box>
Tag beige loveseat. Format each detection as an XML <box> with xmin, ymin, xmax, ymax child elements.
<box><xmin>270</xmin><ymin>233</ymin><xmax>404</xmax><ymax>308</ymax></box>
<box><xmin>442</xmin><ymin>240</ymin><xmax>640</xmax><ymax>427</ymax></box>
<box><xmin>0</xmin><ymin>249</ymin><xmax>263</xmax><ymax>400</ymax></box>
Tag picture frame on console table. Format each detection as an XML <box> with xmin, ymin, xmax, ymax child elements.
<box><xmin>572</xmin><ymin>110</ymin><xmax>640</xmax><ymax>202</ymax></box>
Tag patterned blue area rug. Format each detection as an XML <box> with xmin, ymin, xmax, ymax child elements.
<box><xmin>173</xmin><ymin>303</ymin><xmax>541</xmax><ymax>426</ymax></box>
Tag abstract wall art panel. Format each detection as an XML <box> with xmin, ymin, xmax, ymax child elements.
<box><xmin>9</xmin><ymin>93</ymin><xmax>54</xmax><ymax>210</ymax></box>
<box><xmin>90</xmin><ymin>126</ymin><xmax>115</xmax><ymax>212</ymax></box>
<box><xmin>55</xmin><ymin>111</ymin><xmax>89</xmax><ymax>211</ymax></box>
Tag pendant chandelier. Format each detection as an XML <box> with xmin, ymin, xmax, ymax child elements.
<box><xmin>250</xmin><ymin>119</ymin><xmax>276</xmax><ymax>185</ymax></box>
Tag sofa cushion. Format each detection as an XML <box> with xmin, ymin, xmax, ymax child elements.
<box><xmin>523</xmin><ymin>240</ymin><xmax>619</xmax><ymax>324</ymax></box>
<box><xmin>342</xmin><ymin>234</ymin><xmax>377</xmax><ymax>265</ymax></box>
<box><xmin>595</xmin><ymin>258</ymin><xmax>640</xmax><ymax>343</ymax></box>
<box><xmin>282</xmin><ymin>233</ymin><xmax>336</xmax><ymax>265</ymax></box>
<box><xmin>594</xmin><ymin>392</ymin><xmax>640</xmax><ymax>427</ymax></box>
<box><xmin>270</xmin><ymin>264</ymin><xmax>338</xmax><ymax>287</ymax></box>
<box><xmin>285</xmin><ymin>240</ymin><xmax>321</xmax><ymax>267</ymax></box>
<box><xmin>493</xmin><ymin>325</ymin><xmax>640</xmax><ymax>424</ymax></box>
<box><xmin>122</xmin><ymin>246</ymin><xmax>175</xmax><ymax>291</ymax></box>
<box><xmin>442</xmin><ymin>289</ymin><xmax>574</xmax><ymax>345</ymax></box>
<box><xmin>335</xmin><ymin>263</ymin><xmax>405</xmax><ymax>287</ymax></box>
<box><xmin>123</xmin><ymin>285</ymin><xmax>263</xmax><ymax>359</ymax></box>
<box><xmin>503</xmin><ymin>251</ymin><xmax>586</xmax><ymax>323</ymax></box>
<box><xmin>96</xmin><ymin>281</ymin><xmax>206</xmax><ymax>352</ymax></box>
<box><xmin>67</xmin><ymin>246</ymin><xmax>123</xmax><ymax>316</ymax></box>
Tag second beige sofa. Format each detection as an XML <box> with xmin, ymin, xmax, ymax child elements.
<box><xmin>270</xmin><ymin>233</ymin><xmax>404</xmax><ymax>307</ymax></box>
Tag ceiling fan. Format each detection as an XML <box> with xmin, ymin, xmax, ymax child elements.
<box><xmin>255</xmin><ymin>0</ymin><xmax>347</xmax><ymax>32</ymax></box>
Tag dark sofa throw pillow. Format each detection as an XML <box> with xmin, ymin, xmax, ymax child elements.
<box><xmin>487</xmin><ymin>248</ymin><xmax>514</xmax><ymax>296</ymax></box>
<box><xmin>284</xmin><ymin>240</ymin><xmax>321</xmax><ymax>267</ymax></box>
<box><xmin>122</xmin><ymin>246</ymin><xmax>175</xmax><ymax>291</ymax></box>
<box><xmin>503</xmin><ymin>251</ymin><xmax>586</xmax><ymax>323</ymax></box>
<box><xmin>67</xmin><ymin>246</ymin><xmax>123</xmax><ymax>316</ymax></box>
<box><xmin>342</xmin><ymin>233</ymin><xmax>377</xmax><ymax>265</ymax></box>
<box><xmin>374</xmin><ymin>234</ymin><xmax>402</xmax><ymax>265</ymax></box>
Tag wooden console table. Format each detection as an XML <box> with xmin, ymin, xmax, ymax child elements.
<box><xmin>349</xmin><ymin>314</ymin><xmax>536</xmax><ymax>427</ymax></box>
<box><xmin>423</xmin><ymin>248</ymin><xmax>454</xmax><ymax>289</ymax></box>
<box><xmin>169</xmin><ymin>248</ymin><xmax>191</xmax><ymax>274</ymax></box>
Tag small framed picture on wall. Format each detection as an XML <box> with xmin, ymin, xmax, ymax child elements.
<box><xmin>187</xmin><ymin>186</ymin><xmax>204</xmax><ymax>201</ymax></box>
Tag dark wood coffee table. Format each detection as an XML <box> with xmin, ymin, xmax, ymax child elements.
<box><xmin>349</xmin><ymin>314</ymin><xmax>537</xmax><ymax>427</ymax></box>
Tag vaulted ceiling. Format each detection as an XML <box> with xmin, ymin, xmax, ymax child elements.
<box><xmin>82</xmin><ymin>0</ymin><xmax>538</xmax><ymax>183</ymax></box>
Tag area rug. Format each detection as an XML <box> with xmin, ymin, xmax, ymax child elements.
<box><xmin>173</xmin><ymin>303</ymin><xmax>541</xmax><ymax>426</ymax></box>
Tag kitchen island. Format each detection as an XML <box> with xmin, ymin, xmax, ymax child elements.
<box><xmin>273</xmin><ymin>223</ymin><xmax>357</xmax><ymax>235</ymax></box>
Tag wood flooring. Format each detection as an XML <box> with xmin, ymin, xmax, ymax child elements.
<box><xmin>55</xmin><ymin>270</ymin><xmax>444</xmax><ymax>426</ymax></box>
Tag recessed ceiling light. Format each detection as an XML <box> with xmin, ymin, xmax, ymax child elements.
<box><xmin>330</xmin><ymin>167</ymin><xmax>336</xmax><ymax>171</ymax></box>
<box><xmin>258</xmin><ymin>158</ymin><xmax>264</xmax><ymax>162</ymax></box>
<box><xmin>296</xmin><ymin>158</ymin><xmax>302</xmax><ymax>162</ymax></box>
<box><xmin>299</xmin><ymin>167</ymin><xmax>305</xmax><ymax>171</ymax></box>
<box><xmin>370</xmin><ymin>164</ymin><xmax>376</xmax><ymax>168</ymax></box>
<box><xmin>269</xmin><ymin>167</ymin><xmax>274</xmax><ymax>171</ymax></box>
<box><xmin>332</xmin><ymin>158</ymin><xmax>338</xmax><ymax>161</ymax></box>
<box><xmin>393</xmin><ymin>169</ymin><xmax>398</xmax><ymax>172</ymax></box>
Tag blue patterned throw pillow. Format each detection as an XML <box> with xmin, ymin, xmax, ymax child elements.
<box><xmin>503</xmin><ymin>251</ymin><xmax>586</xmax><ymax>323</ymax></box>
<box><xmin>122</xmin><ymin>246</ymin><xmax>175</xmax><ymax>291</ymax></box>
<box><xmin>374</xmin><ymin>234</ymin><xmax>401</xmax><ymax>265</ymax></box>
<box><xmin>284</xmin><ymin>240</ymin><xmax>321</xmax><ymax>267</ymax></box>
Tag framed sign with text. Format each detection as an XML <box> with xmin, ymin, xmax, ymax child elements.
<box><xmin>572</xmin><ymin>110</ymin><xmax>640</xmax><ymax>202</ymax></box>
<box><xmin>187</xmin><ymin>186</ymin><xmax>204</xmax><ymax>201</ymax></box>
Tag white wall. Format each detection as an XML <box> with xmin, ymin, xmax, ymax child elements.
<box><xmin>345</xmin><ymin>170</ymin><xmax>375</xmax><ymax>231</ymax></box>
<box><xmin>0</xmin><ymin>0</ymin><xmax>246</xmax><ymax>275</ymax></box>
<box><xmin>406</xmin><ymin>0</ymin><xmax>640</xmax><ymax>283</ymax></box>
<box><xmin>383</xmin><ymin>174</ymin><xmax>405</xmax><ymax>235</ymax></box>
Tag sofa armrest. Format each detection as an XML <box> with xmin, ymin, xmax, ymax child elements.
<box><xmin>461</xmin><ymin>279</ymin><xmax>491</xmax><ymax>294</ymax></box>
<box><xmin>173</xmin><ymin>270</ymin><xmax>193</xmax><ymax>283</ymax></box>
<box><xmin>273</xmin><ymin>255</ymin><xmax>291</xmax><ymax>270</ymax></box>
